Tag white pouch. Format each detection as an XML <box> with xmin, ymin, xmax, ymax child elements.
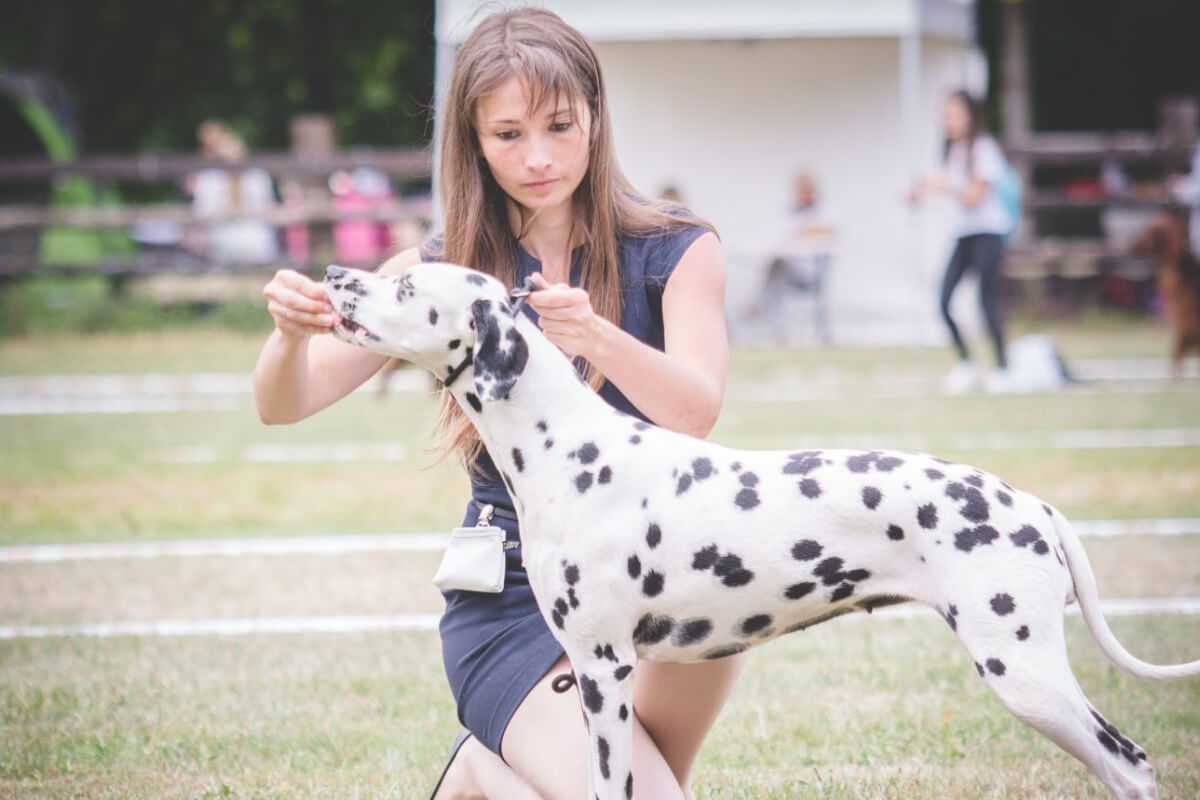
<box><xmin>433</xmin><ymin>506</ymin><xmax>507</xmax><ymax>593</ymax></box>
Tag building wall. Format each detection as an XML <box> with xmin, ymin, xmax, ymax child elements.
<box><xmin>597</xmin><ymin>36</ymin><xmax>969</xmax><ymax>343</ymax></box>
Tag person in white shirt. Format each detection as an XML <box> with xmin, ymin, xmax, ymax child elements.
<box><xmin>909</xmin><ymin>90</ymin><xmax>1016</xmax><ymax>393</ymax></box>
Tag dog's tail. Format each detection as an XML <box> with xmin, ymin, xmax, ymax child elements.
<box><xmin>1052</xmin><ymin>508</ymin><xmax>1200</xmax><ymax>680</ymax></box>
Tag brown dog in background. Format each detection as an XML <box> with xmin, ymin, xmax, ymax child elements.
<box><xmin>1134</xmin><ymin>208</ymin><xmax>1200</xmax><ymax>377</ymax></box>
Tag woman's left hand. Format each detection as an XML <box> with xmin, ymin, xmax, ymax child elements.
<box><xmin>526</xmin><ymin>272</ymin><xmax>604</xmax><ymax>360</ymax></box>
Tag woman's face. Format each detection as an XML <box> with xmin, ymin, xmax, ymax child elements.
<box><xmin>475</xmin><ymin>76</ymin><xmax>592</xmax><ymax>213</ymax></box>
<box><xmin>944</xmin><ymin>96</ymin><xmax>971</xmax><ymax>142</ymax></box>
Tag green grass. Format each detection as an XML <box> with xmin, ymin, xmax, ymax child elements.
<box><xmin>0</xmin><ymin>618</ymin><xmax>1196</xmax><ymax>799</ymax></box>
<box><xmin>1</xmin><ymin>316</ymin><xmax>1198</xmax><ymax>798</ymax></box>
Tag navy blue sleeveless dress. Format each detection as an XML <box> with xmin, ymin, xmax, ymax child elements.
<box><xmin>423</xmin><ymin>224</ymin><xmax>709</xmax><ymax>759</ymax></box>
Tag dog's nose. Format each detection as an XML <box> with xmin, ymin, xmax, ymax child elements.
<box><xmin>324</xmin><ymin>264</ymin><xmax>348</xmax><ymax>283</ymax></box>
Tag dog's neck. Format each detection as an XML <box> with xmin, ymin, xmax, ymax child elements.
<box><xmin>444</xmin><ymin>313</ymin><xmax>623</xmax><ymax>516</ymax></box>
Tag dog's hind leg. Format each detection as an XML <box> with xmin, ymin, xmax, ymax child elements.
<box><xmin>951</xmin><ymin>602</ymin><xmax>1158</xmax><ymax>799</ymax></box>
<box><xmin>568</xmin><ymin>645</ymin><xmax>638</xmax><ymax>800</ymax></box>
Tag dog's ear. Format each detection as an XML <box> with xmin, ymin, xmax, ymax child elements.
<box><xmin>470</xmin><ymin>298</ymin><xmax>529</xmax><ymax>402</ymax></box>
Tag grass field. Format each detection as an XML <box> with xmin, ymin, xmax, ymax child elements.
<box><xmin>2</xmin><ymin>314</ymin><xmax>1199</xmax><ymax>798</ymax></box>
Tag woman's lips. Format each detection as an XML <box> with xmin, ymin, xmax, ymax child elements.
<box><xmin>524</xmin><ymin>178</ymin><xmax>559</xmax><ymax>191</ymax></box>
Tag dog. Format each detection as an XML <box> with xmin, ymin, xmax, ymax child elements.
<box><xmin>1133</xmin><ymin>209</ymin><xmax>1200</xmax><ymax>377</ymax></box>
<box><xmin>323</xmin><ymin>262</ymin><xmax>1199</xmax><ymax>800</ymax></box>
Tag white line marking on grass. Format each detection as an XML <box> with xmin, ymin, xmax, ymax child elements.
<box><xmin>2</xmin><ymin>599</ymin><xmax>1197</xmax><ymax>640</ymax></box>
<box><xmin>2</xmin><ymin>520</ymin><xmax>1197</xmax><ymax>563</ymax></box>
<box><xmin>722</xmin><ymin>428</ymin><xmax>1200</xmax><ymax>451</ymax></box>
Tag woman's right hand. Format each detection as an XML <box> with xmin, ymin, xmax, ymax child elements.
<box><xmin>262</xmin><ymin>269</ymin><xmax>336</xmax><ymax>339</ymax></box>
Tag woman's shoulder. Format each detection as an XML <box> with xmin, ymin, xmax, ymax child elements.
<box><xmin>621</xmin><ymin>215</ymin><xmax>713</xmax><ymax>281</ymax></box>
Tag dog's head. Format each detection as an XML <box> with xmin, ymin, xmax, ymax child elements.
<box><xmin>323</xmin><ymin>263</ymin><xmax>531</xmax><ymax>400</ymax></box>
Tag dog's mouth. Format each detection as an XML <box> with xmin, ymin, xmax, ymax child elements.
<box><xmin>333</xmin><ymin>314</ymin><xmax>380</xmax><ymax>344</ymax></box>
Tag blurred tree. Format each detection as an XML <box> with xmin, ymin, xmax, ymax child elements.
<box><xmin>0</xmin><ymin>0</ymin><xmax>436</xmax><ymax>155</ymax></box>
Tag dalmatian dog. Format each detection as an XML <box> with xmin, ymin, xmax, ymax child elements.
<box><xmin>324</xmin><ymin>262</ymin><xmax>1199</xmax><ymax>800</ymax></box>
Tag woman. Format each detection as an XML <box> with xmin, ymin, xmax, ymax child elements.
<box><xmin>253</xmin><ymin>8</ymin><xmax>741</xmax><ymax>798</ymax></box>
<box><xmin>910</xmin><ymin>90</ymin><xmax>1015</xmax><ymax>394</ymax></box>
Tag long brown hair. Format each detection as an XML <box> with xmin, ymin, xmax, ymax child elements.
<box><xmin>942</xmin><ymin>89</ymin><xmax>983</xmax><ymax>177</ymax></box>
<box><xmin>427</xmin><ymin>6</ymin><xmax>713</xmax><ymax>468</ymax></box>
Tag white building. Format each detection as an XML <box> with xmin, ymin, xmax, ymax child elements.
<box><xmin>435</xmin><ymin>0</ymin><xmax>984</xmax><ymax>345</ymax></box>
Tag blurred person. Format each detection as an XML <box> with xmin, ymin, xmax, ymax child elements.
<box><xmin>331</xmin><ymin>166</ymin><xmax>393</xmax><ymax>265</ymax></box>
<box><xmin>658</xmin><ymin>183</ymin><xmax>684</xmax><ymax>203</ymax></box>
<box><xmin>909</xmin><ymin>90</ymin><xmax>1016</xmax><ymax>393</ymax></box>
<box><xmin>744</xmin><ymin>171</ymin><xmax>835</xmax><ymax>343</ymax></box>
<box><xmin>253</xmin><ymin>7</ymin><xmax>735</xmax><ymax>799</ymax></box>
<box><xmin>187</xmin><ymin>120</ymin><xmax>280</xmax><ymax>265</ymax></box>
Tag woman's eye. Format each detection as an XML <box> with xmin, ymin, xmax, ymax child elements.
<box><xmin>550</xmin><ymin>121</ymin><xmax>572</xmax><ymax>133</ymax></box>
<box><xmin>496</xmin><ymin>130</ymin><xmax>519</xmax><ymax>141</ymax></box>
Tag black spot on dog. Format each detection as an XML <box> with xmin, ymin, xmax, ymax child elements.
<box><xmin>646</xmin><ymin>524</ymin><xmax>662</xmax><ymax>548</ymax></box>
<box><xmin>783</xmin><ymin>451</ymin><xmax>824</xmax><ymax>476</ymax></box>
<box><xmin>619</xmin><ymin>704</ymin><xmax>629</xmax><ymax>721</ymax></box>
<box><xmin>625</xmin><ymin>772</ymin><xmax>633</xmax><ymax>799</ymax></box>
<box><xmin>996</xmin><ymin>489</ymin><xmax>1013</xmax><ymax>506</ymax></box>
<box><xmin>792</xmin><ymin>540</ymin><xmax>823</xmax><ymax>561</ymax></box>
<box><xmin>946</xmin><ymin>481</ymin><xmax>966</xmax><ymax>500</ymax></box>
<box><xmin>554</xmin><ymin>598</ymin><xmax>569</xmax><ymax>617</ymax></box>
<box><xmin>614</xmin><ymin>665</ymin><xmax>632</xmax><ymax>681</ymax></box>
<box><xmin>918</xmin><ymin>503</ymin><xmax>938</xmax><ymax>529</ymax></box>
<box><xmin>597</xmin><ymin>735</ymin><xmax>610</xmax><ymax>779</ymax></box>
<box><xmin>1097</xmin><ymin>730</ymin><xmax>1120</xmax><ymax>757</ymax></box>
<box><xmin>798</xmin><ymin>478</ymin><xmax>822</xmax><ymax>499</ymax></box>
<box><xmin>471</xmin><ymin>300</ymin><xmax>528</xmax><ymax>401</ymax></box>
<box><xmin>845</xmin><ymin>569</ymin><xmax>871</xmax><ymax>582</ymax></box>
<box><xmin>991</xmin><ymin>593</ymin><xmax>1016</xmax><ymax>615</ymax></box>
<box><xmin>448</xmin><ymin>338</ymin><xmax>461</xmax><ymax>349</ymax></box>
<box><xmin>740</xmin><ymin>614</ymin><xmax>773</xmax><ymax>636</ymax></box>
<box><xmin>735</xmin><ymin>488</ymin><xmax>760</xmax><ymax>510</ymax></box>
<box><xmin>465</xmin><ymin>392</ymin><xmax>483</xmax><ymax>413</ymax></box>
<box><xmin>642</xmin><ymin>571</ymin><xmax>664</xmax><ymax>597</ymax></box>
<box><xmin>785</xmin><ymin>582</ymin><xmax>816</xmax><ymax>600</ymax></box>
<box><xmin>575</xmin><ymin>472</ymin><xmax>594</xmax><ymax>493</ymax></box>
<box><xmin>627</xmin><ymin>555</ymin><xmax>641</xmax><ymax>579</ymax></box>
<box><xmin>692</xmin><ymin>545</ymin><xmax>719</xmax><ymax>571</ymax></box>
<box><xmin>964</xmin><ymin>473</ymin><xmax>984</xmax><ymax>488</ymax></box>
<box><xmin>1016</xmin><ymin>625</ymin><xmax>1030</xmax><ymax>641</ymax></box>
<box><xmin>564</xmin><ymin>563</ymin><xmax>580</xmax><ymax>585</ymax></box>
<box><xmin>693</xmin><ymin>458</ymin><xmax>715</xmax><ymax>480</ymax></box>
<box><xmin>877</xmin><ymin>456</ymin><xmax>904</xmax><ymax>471</ymax></box>
<box><xmin>943</xmin><ymin>604</ymin><xmax>959</xmax><ymax>631</ymax></box>
<box><xmin>578</xmin><ymin>442</ymin><xmax>599</xmax><ymax>464</ymax></box>
<box><xmin>598</xmin><ymin>466</ymin><xmax>612</xmax><ymax>484</ymax></box>
<box><xmin>830</xmin><ymin>582</ymin><xmax>855</xmax><ymax>602</ymax></box>
<box><xmin>730</xmin><ymin>461</ymin><xmax>742</xmax><ymax>472</ymax></box>
<box><xmin>544</xmin><ymin>438</ymin><xmax>554</xmax><ymax>449</ymax></box>
<box><xmin>740</xmin><ymin>472</ymin><xmax>759</xmax><ymax>487</ymax></box>
<box><xmin>630</xmin><ymin>435</ymin><xmax>642</xmax><ymax>444</ymax></box>
<box><xmin>633</xmin><ymin>421</ymin><xmax>650</xmax><ymax>431</ymax></box>
<box><xmin>960</xmin><ymin>488</ymin><xmax>991</xmax><ymax>523</ymax></box>
<box><xmin>674</xmin><ymin>618</ymin><xmax>713</xmax><ymax>646</ymax></box>
<box><xmin>714</xmin><ymin>553</ymin><xmax>754</xmax><ymax>587</ymax></box>
<box><xmin>862</xmin><ymin>486</ymin><xmax>883</xmax><ymax>510</ymax></box>
<box><xmin>552</xmin><ymin>610</ymin><xmax>564</xmax><ymax>629</ymax></box>
<box><xmin>814</xmin><ymin>557</ymin><xmax>846</xmax><ymax>585</ymax></box>
<box><xmin>986</xmin><ymin>658</ymin><xmax>1006</xmax><ymax>676</ymax></box>
<box><xmin>1010</xmin><ymin>525</ymin><xmax>1050</xmax><ymax>555</ymax></box>
<box><xmin>466</xmin><ymin>274</ymin><xmax>487</xmax><ymax>286</ymax></box>
<box><xmin>676</xmin><ymin>474</ymin><xmax>693</xmax><ymax>495</ymax></box>
<box><xmin>925</xmin><ymin>469</ymin><xmax>945</xmax><ymax>480</ymax></box>
<box><xmin>703</xmin><ymin>644</ymin><xmax>747</xmax><ymax>660</ymax></box>
<box><xmin>975</xmin><ymin>662</ymin><xmax>984</xmax><ymax>677</ymax></box>
<box><xmin>567</xmin><ymin>588</ymin><xmax>579</xmax><ymax>609</ymax></box>
<box><xmin>428</xmin><ymin>307</ymin><xmax>438</xmax><ymax>326</ymax></box>
<box><xmin>846</xmin><ymin>452</ymin><xmax>877</xmax><ymax>473</ymax></box>
<box><xmin>536</xmin><ymin>420</ymin><xmax>548</xmax><ymax>433</ymax></box>
<box><xmin>511</xmin><ymin>448</ymin><xmax>525</xmax><ymax>473</ymax></box>
<box><xmin>632</xmin><ymin>613</ymin><xmax>675</xmax><ymax>645</ymax></box>
<box><xmin>887</xmin><ymin>524</ymin><xmax>905</xmax><ymax>541</ymax></box>
<box><xmin>954</xmin><ymin>524</ymin><xmax>1000</xmax><ymax>552</ymax></box>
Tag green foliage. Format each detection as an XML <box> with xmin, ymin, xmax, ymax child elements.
<box><xmin>0</xmin><ymin>1</ymin><xmax>436</xmax><ymax>154</ymax></box>
<box><xmin>0</xmin><ymin>276</ymin><xmax>272</xmax><ymax>336</ymax></box>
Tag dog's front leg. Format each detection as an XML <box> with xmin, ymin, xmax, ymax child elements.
<box><xmin>568</xmin><ymin>645</ymin><xmax>637</xmax><ymax>800</ymax></box>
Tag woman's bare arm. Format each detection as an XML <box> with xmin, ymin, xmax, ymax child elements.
<box><xmin>253</xmin><ymin>247</ymin><xmax>422</xmax><ymax>424</ymax></box>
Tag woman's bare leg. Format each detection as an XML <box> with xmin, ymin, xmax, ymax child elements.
<box><xmin>633</xmin><ymin>653</ymin><xmax>747</xmax><ymax>795</ymax></box>
<box><xmin>500</xmin><ymin>654</ymin><xmax>687</xmax><ymax>799</ymax></box>
<box><xmin>431</xmin><ymin>734</ymin><xmax>541</xmax><ymax>800</ymax></box>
